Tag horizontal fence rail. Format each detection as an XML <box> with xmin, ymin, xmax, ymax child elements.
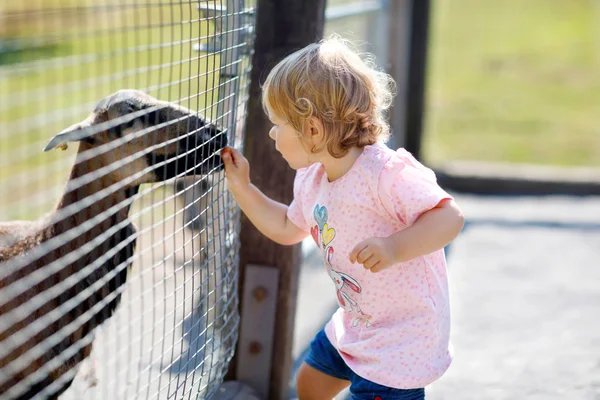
<box><xmin>325</xmin><ymin>0</ymin><xmax>382</xmax><ymax>20</ymax></box>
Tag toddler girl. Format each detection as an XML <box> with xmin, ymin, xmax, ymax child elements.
<box><xmin>221</xmin><ymin>36</ymin><xmax>464</xmax><ymax>400</ymax></box>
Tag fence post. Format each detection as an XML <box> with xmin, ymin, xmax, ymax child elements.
<box><xmin>385</xmin><ymin>0</ymin><xmax>412</xmax><ymax>151</ymax></box>
<box><xmin>385</xmin><ymin>0</ymin><xmax>430</xmax><ymax>160</ymax></box>
<box><xmin>404</xmin><ymin>0</ymin><xmax>431</xmax><ymax>160</ymax></box>
<box><xmin>226</xmin><ymin>0</ymin><xmax>326</xmax><ymax>399</ymax></box>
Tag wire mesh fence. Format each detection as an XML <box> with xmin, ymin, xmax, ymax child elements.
<box><xmin>0</xmin><ymin>0</ymin><xmax>255</xmax><ymax>398</ymax></box>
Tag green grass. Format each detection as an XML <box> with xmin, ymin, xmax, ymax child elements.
<box><xmin>0</xmin><ymin>1</ymin><xmax>227</xmax><ymax>220</ymax></box>
<box><xmin>3</xmin><ymin>0</ymin><xmax>598</xmax><ymax>221</ymax></box>
<box><xmin>423</xmin><ymin>0</ymin><xmax>600</xmax><ymax>167</ymax></box>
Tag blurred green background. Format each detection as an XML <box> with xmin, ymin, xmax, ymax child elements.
<box><xmin>0</xmin><ymin>0</ymin><xmax>221</xmax><ymax>219</ymax></box>
<box><xmin>423</xmin><ymin>0</ymin><xmax>600</xmax><ymax>167</ymax></box>
<box><xmin>1</xmin><ymin>0</ymin><xmax>598</xmax><ymax>222</ymax></box>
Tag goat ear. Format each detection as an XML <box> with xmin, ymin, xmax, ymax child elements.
<box><xmin>44</xmin><ymin>112</ymin><xmax>105</xmax><ymax>152</ymax></box>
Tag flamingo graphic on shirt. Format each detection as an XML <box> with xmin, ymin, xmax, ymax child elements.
<box><xmin>313</xmin><ymin>204</ymin><xmax>372</xmax><ymax>328</ymax></box>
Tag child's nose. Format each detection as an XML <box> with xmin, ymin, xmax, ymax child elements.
<box><xmin>268</xmin><ymin>126</ymin><xmax>276</xmax><ymax>141</ymax></box>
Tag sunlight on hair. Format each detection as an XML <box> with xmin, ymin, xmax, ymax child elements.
<box><xmin>262</xmin><ymin>35</ymin><xmax>396</xmax><ymax>158</ymax></box>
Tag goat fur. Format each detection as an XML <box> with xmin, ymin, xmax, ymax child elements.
<box><xmin>0</xmin><ymin>89</ymin><xmax>225</xmax><ymax>399</ymax></box>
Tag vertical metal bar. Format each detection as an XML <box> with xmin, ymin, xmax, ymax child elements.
<box><xmin>404</xmin><ymin>0</ymin><xmax>431</xmax><ymax>160</ymax></box>
<box><xmin>385</xmin><ymin>0</ymin><xmax>412</xmax><ymax>151</ymax></box>
<box><xmin>216</xmin><ymin>0</ymin><xmax>243</xmax><ymax>137</ymax></box>
<box><xmin>183</xmin><ymin>0</ymin><xmax>249</xmax><ymax>230</ymax></box>
<box><xmin>186</xmin><ymin>2</ymin><xmax>255</xmax><ymax>398</ymax></box>
<box><xmin>385</xmin><ymin>0</ymin><xmax>430</xmax><ymax>159</ymax></box>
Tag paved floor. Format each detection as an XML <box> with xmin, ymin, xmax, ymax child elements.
<box><xmin>60</xmin><ymin>192</ymin><xmax>235</xmax><ymax>400</ymax></box>
<box><xmin>55</xmin><ymin>193</ymin><xmax>600</xmax><ymax>400</ymax></box>
<box><xmin>292</xmin><ymin>194</ymin><xmax>600</xmax><ymax>400</ymax></box>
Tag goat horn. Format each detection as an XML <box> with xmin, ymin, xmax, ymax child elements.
<box><xmin>44</xmin><ymin>119</ymin><xmax>96</xmax><ymax>152</ymax></box>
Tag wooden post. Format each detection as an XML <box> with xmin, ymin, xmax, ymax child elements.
<box><xmin>227</xmin><ymin>1</ymin><xmax>326</xmax><ymax>399</ymax></box>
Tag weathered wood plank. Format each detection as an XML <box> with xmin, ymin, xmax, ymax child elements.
<box><xmin>228</xmin><ymin>1</ymin><xmax>327</xmax><ymax>399</ymax></box>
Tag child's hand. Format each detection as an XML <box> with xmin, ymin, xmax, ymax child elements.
<box><xmin>349</xmin><ymin>237</ymin><xmax>397</xmax><ymax>273</ymax></box>
<box><xmin>221</xmin><ymin>147</ymin><xmax>250</xmax><ymax>193</ymax></box>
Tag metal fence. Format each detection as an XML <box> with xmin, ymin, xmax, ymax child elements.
<box><xmin>0</xmin><ymin>0</ymin><xmax>254</xmax><ymax>399</ymax></box>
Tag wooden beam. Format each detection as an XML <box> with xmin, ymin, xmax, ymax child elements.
<box><xmin>235</xmin><ymin>265</ymin><xmax>280</xmax><ymax>399</ymax></box>
<box><xmin>227</xmin><ymin>1</ymin><xmax>326</xmax><ymax>399</ymax></box>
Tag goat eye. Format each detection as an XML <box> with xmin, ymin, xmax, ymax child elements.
<box><xmin>125</xmin><ymin>119</ymin><xmax>136</xmax><ymax>129</ymax></box>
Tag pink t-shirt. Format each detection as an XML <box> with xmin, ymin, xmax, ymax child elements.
<box><xmin>287</xmin><ymin>142</ymin><xmax>453</xmax><ymax>389</ymax></box>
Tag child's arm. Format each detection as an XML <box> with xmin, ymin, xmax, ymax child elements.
<box><xmin>349</xmin><ymin>199</ymin><xmax>464</xmax><ymax>272</ymax></box>
<box><xmin>221</xmin><ymin>148</ymin><xmax>308</xmax><ymax>246</ymax></box>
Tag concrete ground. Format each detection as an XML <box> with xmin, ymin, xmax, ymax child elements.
<box><xmin>292</xmin><ymin>194</ymin><xmax>600</xmax><ymax>400</ymax></box>
<box><xmin>54</xmin><ymin>192</ymin><xmax>600</xmax><ymax>400</ymax></box>
<box><xmin>59</xmin><ymin>187</ymin><xmax>237</xmax><ymax>400</ymax></box>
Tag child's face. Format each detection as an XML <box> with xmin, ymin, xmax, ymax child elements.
<box><xmin>268</xmin><ymin>113</ymin><xmax>312</xmax><ymax>170</ymax></box>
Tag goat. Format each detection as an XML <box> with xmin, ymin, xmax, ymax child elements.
<box><xmin>0</xmin><ymin>89</ymin><xmax>227</xmax><ymax>399</ymax></box>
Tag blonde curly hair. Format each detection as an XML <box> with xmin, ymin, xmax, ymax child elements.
<box><xmin>262</xmin><ymin>35</ymin><xmax>396</xmax><ymax>158</ymax></box>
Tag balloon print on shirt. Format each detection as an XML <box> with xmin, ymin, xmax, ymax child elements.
<box><xmin>312</xmin><ymin>204</ymin><xmax>372</xmax><ymax>328</ymax></box>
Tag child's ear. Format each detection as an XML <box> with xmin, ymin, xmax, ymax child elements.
<box><xmin>307</xmin><ymin>116</ymin><xmax>325</xmax><ymax>146</ymax></box>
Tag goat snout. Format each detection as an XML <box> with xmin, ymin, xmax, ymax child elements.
<box><xmin>185</xmin><ymin>124</ymin><xmax>227</xmax><ymax>175</ymax></box>
<box><xmin>146</xmin><ymin>124</ymin><xmax>227</xmax><ymax>181</ymax></box>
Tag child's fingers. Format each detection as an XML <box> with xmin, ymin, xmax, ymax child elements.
<box><xmin>221</xmin><ymin>151</ymin><xmax>234</xmax><ymax>170</ymax></box>
<box><xmin>226</xmin><ymin>147</ymin><xmax>243</xmax><ymax>157</ymax></box>
<box><xmin>369</xmin><ymin>262</ymin><xmax>383</xmax><ymax>273</ymax></box>
<box><xmin>222</xmin><ymin>147</ymin><xmax>248</xmax><ymax>168</ymax></box>
<box><xmin>360</xmin><ymin>254</ymin><xmax>376</xmax><ymax>269</ymax></box>
<box><xmin>349</xmin><ymin>241</ymin><xmax>368</xmax><ymax>263</ymax></box>
<box><xmin>221</xmin><ymin>147</ymin><xmax>239</xmax><ymax>170</ymax></box>
<box><xmin>221</xmin><ymin>147</ymin><xmax>232</xmax><ymax>160</ymax></box>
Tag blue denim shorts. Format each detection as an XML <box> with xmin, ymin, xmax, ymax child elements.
<box><xmin>304</xmin><ymin>329</ymin><xmax>425</xmax><ymax>400</ymax></box>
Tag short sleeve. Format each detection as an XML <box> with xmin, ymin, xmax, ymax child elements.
<box><xmin>286</xmin><ymin>168</ymin><xmax>311</xmax><ymax>232</ymax></box>
<box><xmin>378</xmin><ymin>149</ymin><xmax>452</xmax><ymax>226</ymax></box>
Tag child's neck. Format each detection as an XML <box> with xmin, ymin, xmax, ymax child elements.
<box><xmin>322</xmin><ymin>146</ymin><xmax>364</xmax><ymax>182</ymax></box>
